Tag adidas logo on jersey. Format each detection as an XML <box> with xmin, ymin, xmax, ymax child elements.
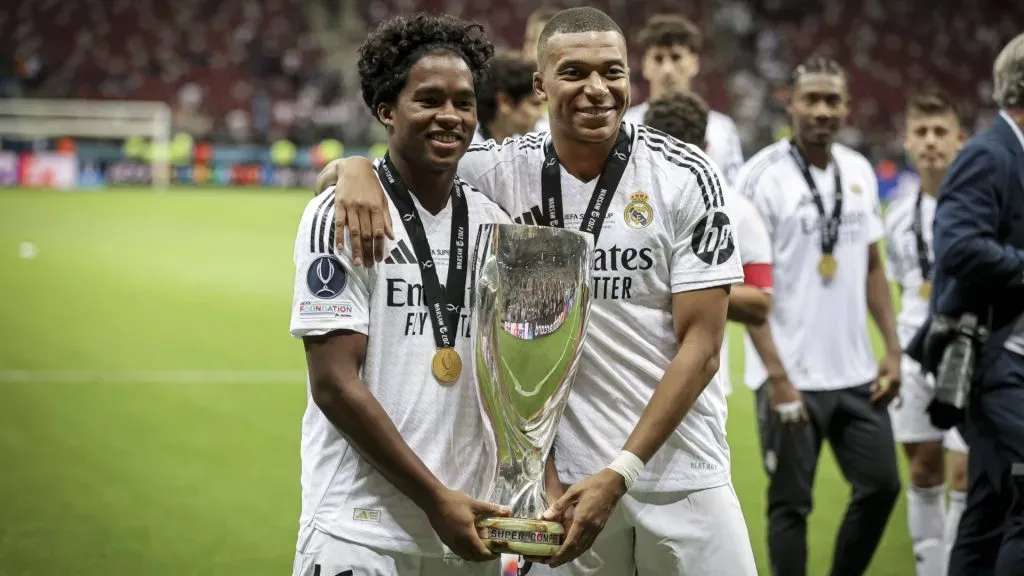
<box><xmin>383</xmin><ymin>239</ymin><xmax>417</xmax><ymax>265</ymax></box>
<box><xmin>513</xmin><ymin>205</ymin><xmax>547</xmax><ymax>226</ymax></box>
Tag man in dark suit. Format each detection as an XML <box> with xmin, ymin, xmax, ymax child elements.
<box><xmin>934</xmin><ymin>32</ymin><xmax>1024</xmax><ymax>576</ymax></box>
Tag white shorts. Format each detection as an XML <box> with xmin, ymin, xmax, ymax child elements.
<box><xmin>292</xmin><ymin>529</ymin><xmax>500</xmax><ymax>576</ymax></box>
<box><xmin>890</xmin><ymin>356</ymin><xmax>946</xmax><ymax>444</ymax></box>
<box><xmin>889</xmin><ymin>357</ymin><xmax>971</xmax><ymax>454</ymax></box>
<box><xmin>944</xmin><ymin>426</ymin><xmax>969</xmax><ymax>454</ymax></box>
<box><xmin>525</xmin><ymin>483</ymin><xmax>756</xmax><ymax>575</ymax></box>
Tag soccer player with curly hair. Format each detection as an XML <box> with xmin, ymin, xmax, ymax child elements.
<box><xmin>289</xmin><ymin>13</ymin><xmax>513</xmax><ymax>576</ymax></box>
<box><xmin>317</xmin><ymin>7</ymin><xmax>759</xmax><ymax>575</ymax></box>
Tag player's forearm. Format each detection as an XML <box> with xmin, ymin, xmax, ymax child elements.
<box><xmin>621</xmin><ymin>332</ymin><xmax>721</xmax><ymax>463</ymax></box>
<box><xmin>310</xmin><ymin>373</ymin><xmax>445</xmax><ymax>512</ymax></box>
<box><xmin>747</xmin><ymin>321</ymin><xmax>788</xmax><ymax>380</ymax></box>
<box><xmin>867</xmin><ymin>262</ymin><xmax>900</xmax><ymax>355</ymax></box>
<box><xmin>727</xmin><ymin>286</ymin><xmax>771</xmax><ymax>325</ymax></box>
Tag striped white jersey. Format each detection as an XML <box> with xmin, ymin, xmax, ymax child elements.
<box><xmin>458</xmin><ymin>122</ymin><xmax>743</xmax><ymax>492</ymax></box>
<box><xmin>289</xmin><ymin>166</ymin><xmax>511</xmax><ymax>557</ymax></box>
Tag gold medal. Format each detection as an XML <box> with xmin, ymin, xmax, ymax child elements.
<box><xmin>431</xmin><ymin>348</ymin><xmax>462</xmax><ymax>384</ymax></box>
<box><xmin>818</xmin><ymin>254</ymin><xmax>837</xmax><ymax>280</ymax></box>
<box><xmin>919</xmin><ymin>280</ymin><xmax>932</xmax><ymax>299</ymax></box>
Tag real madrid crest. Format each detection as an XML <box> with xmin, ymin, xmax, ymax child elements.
<box><xmin>624</xmin><ymin>191</ymin><xmax>653</xmax><ymax>229</ymax></box>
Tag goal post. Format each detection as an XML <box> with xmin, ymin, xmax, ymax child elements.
<box><xmin>0</xmin><ymin>99</ymin><xmax>172</xmax><ymax>189</ymax></box>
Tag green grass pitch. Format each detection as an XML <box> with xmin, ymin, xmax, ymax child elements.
<box><xmin>0</xmin><ymin>188</ymin><xmax>914</xmax><ymax>575</ymax></box>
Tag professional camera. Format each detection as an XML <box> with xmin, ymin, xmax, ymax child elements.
<box><xmin>927</xmin><ymin>313</ymin><xmax>989</xmax><ymax>430</ymax></box>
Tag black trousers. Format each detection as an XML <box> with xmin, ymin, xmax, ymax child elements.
<box><xmin>948</xmin><ymin>347</ymin><xmax>1024</xmax><ymax>576</ymax></box>
<box><xmin>755</xmin><ymin>382</ymin><xmax>901</xmax><ymax>576</ymax></box>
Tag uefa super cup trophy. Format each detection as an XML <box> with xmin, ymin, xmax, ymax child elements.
<box><xmin>469</xmin><ymin>223</ymin><xmax>594</xmax><ymax>557</ymax></box>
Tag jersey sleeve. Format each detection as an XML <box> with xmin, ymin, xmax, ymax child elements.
<box><xmin>290</xmin><ymin>188</ymin><xmax>373</xmax><ymax>338</ymax></box>
<box><xmin>731</xmin><ymin>191</ymin><xmax>772</xmax><ymax>265</ymax></box>
<box><xmin>735</xmin><ymin>161</ymin><xmax>783</xmax><ymax>241</ymax></box>
<box><xmin>668</xmin><ymin>161</ymin><xmax>745</xmax><ymax>293</ymax></box>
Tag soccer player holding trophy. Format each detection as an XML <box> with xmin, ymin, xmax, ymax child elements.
<box><xmin>287</xmin><ymin>14</ymin><xmax>590</xmax><ymax>576</ymax></box>
<box><xmin>318</xmin><ymin>7</ymin><xmax>758</xmax><ymax>575</ymax></box>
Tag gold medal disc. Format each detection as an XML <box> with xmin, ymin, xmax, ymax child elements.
<box><xmin>431</xmin><ymin>348</ymin><xmax>462</xmax><ymax>384</ymax></box>
<box><xmin>919</xmin><ymin>280</ymin><xmax>932</xmax><ymax>300</ymax></box>
<box><xmin>818</xmin><ymin>254</ymin><xmax>838</xmax><ymax>280</ymax></box>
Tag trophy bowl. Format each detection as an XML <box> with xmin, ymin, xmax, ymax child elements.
<box><xmin>469</xmin><ymin>223</ymin><xmax>594</xmax><ymax>556</ymax></box>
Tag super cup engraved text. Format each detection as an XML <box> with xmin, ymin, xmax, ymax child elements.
<box><xmin>387</xmin><ymin>279</ymin><xmax>471</xmax><ymax>337</ymax></box>
<box><xmin>488</xmin><ymin>529</ymin><xmax>562</xmax><ymax>545</ymax></box>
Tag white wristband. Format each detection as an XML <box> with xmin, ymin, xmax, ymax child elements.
<box><xmin>606</xmin><ymin>450</ymin><xmax>645</xmax><ymax>492</ymax></box>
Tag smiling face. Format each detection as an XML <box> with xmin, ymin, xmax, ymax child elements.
<box><xmin>534</xmin><ymin>30</ymin><xmax>630</xmax><ymax>145</ymax></box>
<box><xmin>378</xmin><ymin>51</ymin><xmax>477</xmax><ymax>172</ymax></box>
<box><xmin>787</xmin><ymin>72</ymin><xmax>850</xmax><ymax>149</ymax></box>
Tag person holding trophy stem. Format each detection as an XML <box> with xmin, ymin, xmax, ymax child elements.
<box><xmin>288</xmin><ymin>13</ymin><xmax>524</xmax><ymax>576</ymax></box>
<box><xmin>318</xmin><ymin>7</ymin><xmax>759</xmax><ymax>575</ymax></box>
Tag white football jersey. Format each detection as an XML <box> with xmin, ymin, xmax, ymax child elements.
<box><xmin>736</xmin><ymin>140</ymin><xmax>885</xmax><ymax>392</ymax></box>
<box><xmin>884</xmin><ymin>183</ymin><xmax>936</xmax><ymax>346</ymax></box>
<box><xmin>289</xmin><ymin>166</ymin><xmax>511</xmax><ymax>557</ymax></box>
<box><xmin>624</xmin><ymin>102</ymin><xmax>745</xmax><ymax>185</ymax></box>
<box><xmin>718</xmin><ymin>188</ymin><xmax>774</xmax><ymax>393</ymax></box>
<box><xmin>459</xmin><ymin>123</ymin><xmax>744</xmax><ymax>492</ymax></box>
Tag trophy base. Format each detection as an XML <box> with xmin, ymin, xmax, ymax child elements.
<box><xmin>476</xmin><ymin>517</ymin><xmax>564</xmax><ymax>557</ymax></box>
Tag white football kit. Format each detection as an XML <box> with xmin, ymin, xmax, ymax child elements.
<box><xmin>737</xmin><ymin>140</ymin><xmax>884</xmax><ymax>392</ymax></box>
<box><xmin>289</xmin><ymin>166</ymin><xmax>512</xmax><ymax>576</ymax></box>
<box><xmin>458</xmin><ymin>122</ymin><xmax>757</xmax><ymax>574</ymax></box>
<box><xmin>624</xmin><ymin>102</ymin><xmax>745</xmax><ymax>185</ymax></box>
<box><xmin>883</xmin><ymin>184</ymin><xmax>967</xmax><ymax>453</ymax></box>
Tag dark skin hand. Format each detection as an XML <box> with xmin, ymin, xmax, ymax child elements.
<box><xmin>304</xmin><ymin>329</ymin><xmax>510</xmax><ymax>561</ymax></box>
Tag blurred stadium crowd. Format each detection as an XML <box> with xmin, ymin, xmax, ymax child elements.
<box><xmin>0</xmin><ymin>0</ymin><xmax>1021</xmax><ymax>173</ymax></box>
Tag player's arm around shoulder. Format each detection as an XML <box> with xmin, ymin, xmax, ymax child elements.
<box><xmin>313</xmin><ymin>156</ymin><xmax>392</xmax><ymax>268</ymax></box>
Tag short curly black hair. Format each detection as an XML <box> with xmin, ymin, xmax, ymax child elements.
<box><xmin>358</xmin><ymin>13</ymin><xmax>494</xmax><ymax>120</ymax></box>
<box><xmin>643</xmin><ymin>91</ymin><xmax>709</xmax><ymax>147</ymax></box>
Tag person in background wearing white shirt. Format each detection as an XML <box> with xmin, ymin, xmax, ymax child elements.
<box><xmin>472</xmin><ymin>55</ymin><xmax>544</xmax><ymax>145</ymax></box>
<box><xmin>883</xmin><ymin>88</ymin><xmax>968</xmax><ymax>576</ymax></box>
<box><xmin>623</xmin><ymin>14</ymin><xmax>746</xmax><ymax>185</ymax></box>
<box><xmin>643</xmin><ymin>91</ymin><xmax>774</xmax><ymax>399</ymax></box>
<box><xmin>289</xmin><ymin>13</ymin><xmax>513</xmax><ymax>576</ymax></box>
<box><xmin>317</xmin><ymin>7</ymin><xmax>758</xmax><ymax>575</ymax></box>
<box><xmin>735</xmin><ymin>57</ymin><xmax>903</xmax><ymax>576</ymax></box>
